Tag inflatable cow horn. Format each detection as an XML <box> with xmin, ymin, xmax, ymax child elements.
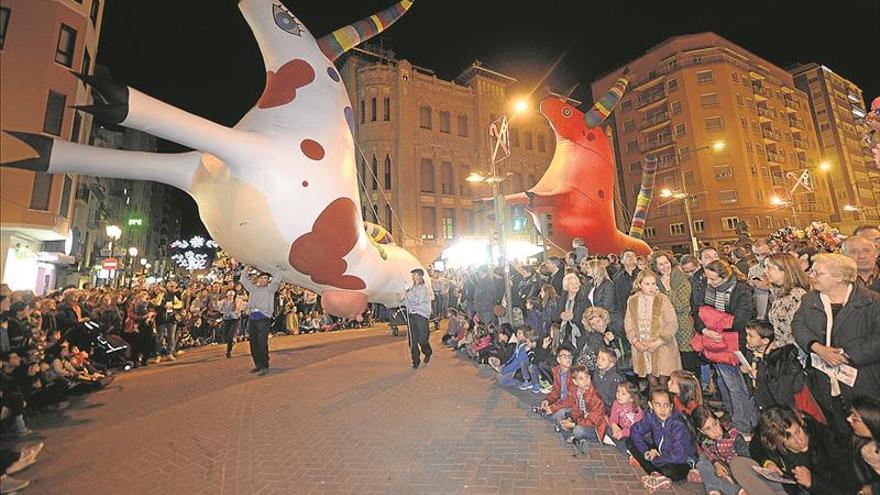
<box><xmin>317</xmin><ymin>0</ymin><xmax>414</xmax><ymax>61</ymax></box>
<box><xmin>0</xmin><ymin>0</ymin><xmax>423</xmax><ymax>318</ymax></box>
<box><xmin>584</xmin><ymin>69</ymin><xmax>630</xmax><ymax>129</ymax></box>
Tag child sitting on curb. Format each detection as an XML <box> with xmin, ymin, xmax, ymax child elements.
<box><xmin>628</xmin><ymin>389</ymin><xmax>697</xmax><ymax>489</ymax></box>
<box><xmin>538</xmin><ymin>346</ymin><xmax>575</xmax><ymax>422</ymax></box>
<box><xmin>555</xmin><ymin>364</ymin><xmax>608</xmax><ymax>455</ymax></box>
<box><xmin>592</xmin><ymin>346</ymin><xmax>625</xmax><ymax>413</ymax></box>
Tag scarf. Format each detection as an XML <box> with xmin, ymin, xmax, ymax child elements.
<box><xmin>563</xmin><ymin>296</ymin><xmax>582</xmax><ymax>348</ymax></box>
<box><xmin>704</xmin><ymin>275</ymin><xmax>736</xmax><ymax>312</ymax></box>
<box><xmin>819</xmin><ymin>283</ymin><xmax>853</xmax><ymax>397</ymax></box>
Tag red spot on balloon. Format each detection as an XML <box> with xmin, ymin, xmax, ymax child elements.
<box><xmin>257</xmin><ymin>59</ymin><xmax>315</xmax><ymax>109</ymax></box>
<box><xmin>302</xmin><ymin>181</ymin><xmax>309</xmax><ymax>187</ymax></box>
<box><xmin>300</xmin><ymin>139</ymin><xmax>325</xmax><ymax>160</ymax></box>
<box><xmin>289</xmin><ymin>198</ymin><xmax>366</xmax><ymax>290</ymax></box>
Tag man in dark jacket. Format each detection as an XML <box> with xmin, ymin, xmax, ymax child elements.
<box><xmin>544</xmin><ymin>257</ymin><xmax>565</xmax><ymax>296</ymax></box>
<box><xmin>612</xmin><ymin>249</ymin><xmax>640</xmax><ymax>318</ymax></box>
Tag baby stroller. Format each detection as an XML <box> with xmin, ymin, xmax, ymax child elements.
<box><xmin>388</xmin><ymin>306</ymin><xmax>408</xmax><ymax>336</ymax></box>
<box><xmin>83</xmin><ymin>321</ymin><xmax>130</xmax><ymax>369</ymax></box>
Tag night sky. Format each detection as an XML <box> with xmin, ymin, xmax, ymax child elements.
<box><xmin>96</xmin><ymin>0</ymin><xmax>880</xmax><ymax>235</ymax></box>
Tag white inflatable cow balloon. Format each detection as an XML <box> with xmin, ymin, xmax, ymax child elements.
<box><xmin>1</xmin><ymin>0</ymin><xmax>423</xmax><ymax>318</ymax></box>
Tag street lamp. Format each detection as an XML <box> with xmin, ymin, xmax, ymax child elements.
<box><xmin>105</xmin><ymin>224</ymin><xmax>122</xmax><ymax>287</ymax></box>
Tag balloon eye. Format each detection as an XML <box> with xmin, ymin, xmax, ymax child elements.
<box><xmin>562</xmin><ymin>108</ymin><xmax>572</xmax><ymax>118</ymax></box>
<box><xmin>273</xmin><ymin>3</ymin><xmax>303</xmax><ymax>36</ymax></box>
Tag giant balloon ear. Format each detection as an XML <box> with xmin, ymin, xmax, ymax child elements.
<box><xmin>584</xmin><ymin>70</ymin><xmax>630</xmax><ymax>129</ymax></box>
<box><xmin>317</xmin><ymin>0</ymin><xmax>414</xmax><ymax>61</ymax></box>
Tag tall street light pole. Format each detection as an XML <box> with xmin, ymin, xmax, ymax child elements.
<box><xmin>105</xmin><ymin>224</ymin><xmax>122</xmax><ymax>287</ymax></box>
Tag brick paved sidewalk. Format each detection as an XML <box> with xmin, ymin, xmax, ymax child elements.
<box><xmin>19</xmin><ymin>326</ymin><xmax>700</xmax><ymax>494</ymax></box>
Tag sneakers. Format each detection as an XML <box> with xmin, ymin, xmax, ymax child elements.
<box><xmin>411</xmin><ymin>363</ymin><xmax>420</xmax><ymax>369</ymax></box>
<box><xmin>0</xmin><ymin>475</ymin><xmax>30</xmax><ymax>494</ymax></box>
<box><xmin>424</xmin><ymin>354</ymin><xmax>431</xmax><ymax>365</ymax></box>
<box><xmin>154</xmin><ymin>356</ymin><xmax>162</xmax><ymax>364</ymax></box>
<box><xmin>249</xmin><ymin>367</ymin><xmax>261</xmax><ymax>373</ymax></box>
<box><xmin>6</xmin><ymin>442</ymin><xmax>44</xmax><ymax>475</ymax></box>
<box><xmin>687</xmin><ymin>468</ymin><xmax>703</xmax><ymax>484</ymax></box>
<box><xmin>257</xmin><ymin>368</ymin><xmax>270</xmax><ymax>376</ymax></box>
<box><xmin>531</xmin><ymin>386</ymin><xmax>542</xmax><ymax>394</ymax></box>
<box><xmin>165</xmin><ymin>354</ymin><xmax>176</xmax><ymax>361</ymax></box>
<box><xmin>518</xmin><ymin>382</ymin><xmax>533</xmax><ymax>390</ymax></box>
<box><xmin>225</xmin><ymin>352</ymin><xmax>232</xmax><ymax>359</ymax></box>
<box><xmin>540</xmin><ymin>384</ymin><xmax>552</xmax><ymax>394</ymax></box>
<box><xmin>640</xmin><ymin>473</ymin><xmax>672</xmax><ymax>493</ymax></box>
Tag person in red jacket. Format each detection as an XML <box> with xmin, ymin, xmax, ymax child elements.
<box><xmin>556</xmin><ymin>364</ymin><xmax>608</xmax><ymax>455</ymax></box>
<box><xmin>538</xmin><ymin>346</ymin><xmax>575</xmax><ymax>422</ymax></box>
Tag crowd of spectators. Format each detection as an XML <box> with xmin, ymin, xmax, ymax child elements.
<box><xmin>437</xmin><ymin>224</ymin><xmax>880</xmax><ymax>494</ymax></box>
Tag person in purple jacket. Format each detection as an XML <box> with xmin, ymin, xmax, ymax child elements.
<box><xmin>627</xmin><ymin>389</ymin><xmax>697</xmax><ymax>488</ymax></box>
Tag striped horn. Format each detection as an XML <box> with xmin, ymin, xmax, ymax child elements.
<box><xmin>317</xmin><ymin>0</ymin><xmax>414</xmax><ymax>62</ymax></box>
<box><xmin>584</xmin><ymin>69</ymin><xmax>631</xmax><ymax>128</ymax></box>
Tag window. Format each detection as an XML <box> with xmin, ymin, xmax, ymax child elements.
<box><xmin>383</xmin><ymin>97</ymin><xmax>390</xmax><ymax>121</ymax></box>
<box><xmin>626</xmin><ymin>140</ymin><xmax>639</xmax><ymax>153</ymax></box>
<box><xmin>1</xmin><ymin>8</ymin><xmax>11</xmax><ymax>50</ymax></box>
<box><xmin>421</xmin><ymin>207</ymin><xmax>436</xmax><ymax>240</ymax></box>
<box><xmin>385</xmin><ymin>205</ymin><xmax>393</xmax><ymax>234</ymax></box>
<box><xmin>693</xmin><ymin>220</ymin><xmax>705</xmax><ymax>233</ymax></box>
<box><xmin>437</xmin><ymin>110</ymin><xmax>450</xmax><ymax>133</ymax></box>
<box><xmin>629</xmin><ymin>161</ymin><xmax>641</xmax><ymax>172</ymax></box>
<box><xmin>81</xmin><ymin>48</ymin><xmax>91</xmax><ymax>76</ymax></box>
<box><xmin>459</xmin><ymin>165</ymin><xmax>470</xmax><ymax>195</ymax></box>
<box><xmin>71</xmin><ymin>111</ymin><xmax>82</xmax><ymax>142</ymax></box>
<box><xmin>441</xmin><ymin>161</ymin><xmax>453</xmax><ymax>194</ymax></box>
<box><xmin>700</xmin><ymin>92</ymin><xmax>719</xmax><ymax>107</ymax></box>
<box><xmin>59</xmin><ymin>175</ymin><xmax>73</xmax><ymax>218</ymax></box>
<box><xmin>360</xmin><ymin>100</ymin><xmax>365</xmax><ymax>124</ymax></box>
<box><xmin>675</xmin><ymin>123</ymin><xmax>686</xmax><ymax>136</ymax></box>
<box><xmin>419</xmin><ymin>105</ymin><xmax>432</xmax><ymax>129</ymax></box>
<box><xmin>55</xmin><ymin>24</ymin><xmax>77</xmax><ymax>67</ymax></box>
<box><xmin>670</xmin><ymin>100</ymin><xmax>682</xmax><ymax>115</ymax></box>
<box><xmin>741</xmin><ymin>117</ymin><xmax>748</xmax><ymax>129</ymax></box>
<box><xmin>731</xmin><ymin>71</ymin><xmax>738</xmax><ymax>82</ymax></box>
<box><xmin>669</xmin><ymin>223</ymin><xmax>685</xmax><ymax>236</ymax></box>
<box><xmin>736</xmin><ymin>94</ymin><xmax>743</xmax><ymax>106</ymax></box>
<box><xmin>457</xmin><ymin>115</ymin><xmax>468</xmax><ymax>136</ymax></box>
<box><xmin>645</xmin><ymin>227</ymin><xmax>656</xmax><ymax>238</ymax></box>
<box><xmin>509</xmin><ymin>127</ymin><xmax>520</xmax><ymax>147</ymax></box>
<box><xmin>441</xmin><ymin>208</ymin><xmax>455</xmax><ymax>240</ymax></box>
<box><xmin>719</xmin><ymin>190</ymin><xmax>738</xmax><ymax>204</ymax></box>
<box><xmin>713</xmin><ymin>164</ymin><xmax>733</xmax><ymax>180</ymax></box>
<box><xmin>383</xmin><ymin>155</ymin><xmax>392</xmax><ymax>189</ymax></box>
<box><xmin>370</xmin><ymin>97</ymin><xmax>377</xmax><ymax>121</ymax></box>
<box><xmin>30</xmin><ymin>173</ymin><xmax>53</xmax><ymax>210</ymax></box>
<box><xmin>524</xmin><ymin>131</ymin><xmax>533</xmax><ymax>150</ymax></box>
<box><xmin>696</xmin><ymin>70</ymin><xmax>714</xmax><ymax>83</ymax></box>
<box><xmin>683</xmin><ymin>170</ymin><xmax>694</xmax><ymax>185</ymax></box>
<box><xmin>679</xmin><ymin>146</ymin><xmax>690</xmax><ymax>161</ymax></box>
<box><xmin>624</xmin><ymin>119</ymin><xmax>635</xmax><ymax>132</ymax></box>
<box><xmin>537</xmin><ymin>133</ymin><xmax>546</xmax><ymax>152</ymax></box>
<box><xmin>89</xmin><ymin>0</ymin><xmax>101</xmax><ymax>26</ymax></box>
<box><xmin>621</xmin><ymin>100</ymin><xmax>632</xmax><ymax>112</ymax></box>
<box><xmin>420</xmin><ymin>159</ymin><xmax>434</xmax><ymax>193</ymax></box>
<box><xmin>371</xmin><ymin>156</ymin><xmax>378</xmax><ymax>190</ymax></box>
<box><xmin>705</xmin><ymin>116</ymin><xmax>723</xmax><ymax>130</ymax></box>
<box><xmin>722</xmin><ymin>217</ymin><xmax>740</xmax><ymax>231</ymax></box>
<box><xmin>358</xmin><ymin>159</ymin><xmax>367</xmax><ymax>187</ymax></box>
<box><xmin>43</xmin><ymin>90</ymin><xmax>66</xmax><ymax>136</ymax></box>
<box><xmin>667</xmin><ymin>78</ymin><xmax>678</xmax><ymax>92</ymax></box>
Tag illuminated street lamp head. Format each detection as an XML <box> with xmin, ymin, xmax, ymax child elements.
<box><xmin>659</xmin><ymin>188</ymin><xmax>673</xmax><ymax>198</ymax></box>
<box><xmin>105</xmin><ymin>224</ymin><xmax>122</xmax><ymax>240</ymax></box>
<box><xmin>818</xmin><ymin>161</ymin><xmax>832</xmax><ymax>172</ymax></box>
<box><xmin>140</xmin><ymin>258</ymin><xmax>148</xmax><ymax>266</ymax></box>
<box><xmin>843</xmin><ymin>204</ymin><xmax>859</xmax><ymax>212</ymax></box>
<box><xmin>128</xmin><ymin>247</ymin><xmax>139</xmax><ymax>257</ymax></box>
<box><xmin>466</xmin><ymin>172</ymin><xmax>486</xmax><ymax>183</ymax></box>
<box><xmin>770</xmin><ymin>196</ymin><xmax>787</xmax><ymax>206</ymax></box>
<box><xmin>513</xmin><ymin>99</ymin><xmax>529</xmax><ymax>114</ymax></box>
<box><xmin>712</xmin><ymin>141</ymin><xmax>726</xmax><ymax>152</ymax></box>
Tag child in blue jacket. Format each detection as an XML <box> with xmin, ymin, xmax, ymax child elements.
<box><xmin>627</xmin><ymin>389</ymin><xmax>696</xmax><ymax>488</ymax></box>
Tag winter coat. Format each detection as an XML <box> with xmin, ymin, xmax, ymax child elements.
<box><xmin>690</xmin><ymin>306</ymin><xmax>740</xmax><ymax>365</ymax></box>
<box><xmin>556</xmin><ymin>289</ymin><xmax>590</xmax><ymax>351</ymax></box>
<box><xmin>545</xmin><ymin>365</ymin><xmax>575</xmax><ymax>409</ymax></box>
<box><xmin>613</xmin><ymin>268</ymin><xmax>640</xmax><ymax>317</ymax></box>
<box><xmin>693</xmin><ymin>278</ymin><xmax>756</xmax><ymax>350</ymax></box>
<box><xmin>630</xmin><ymin>410</ymin><xmax>696</xmax><ymax>466</ymax></box>
<box><xmin>624</xmin><ymin>293</ymin><xmax>682</xmax><ymax>377</ymax></box>
<box><xmin>792</xmin><ymin>285</ymin><xmax>880</xmax><ymax>406</ymax></box>
<box><xmin>592</xmin><ymin>365</ymin><xmax>625</xmax><ymax>412</ymax></box>
<box><xmin>556</xmin><ymin>384</ymin><xmax>608</xmax><ymax>439</ymax></box>
<box><xmin>500</xmin><ymin>343</ymin><xmax>530</xmax><ymax>375</ymax></box>
<box><xmin>610</xmin><ymin>402</ymin><xmax>644</xmax><ymax>438</ymax></box>
<box><xmin>657</xmin><ymin>267</ymin><xmax>695</xmax><ymax>352</ymax></box>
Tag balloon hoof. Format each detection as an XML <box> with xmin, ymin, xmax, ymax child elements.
<box><xmin>321</xmin><ymin>290</ymin><xmax>367</xmax><ymax>319</ymax></box>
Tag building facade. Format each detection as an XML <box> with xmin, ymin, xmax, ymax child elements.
<box><xmin>790</xmin><ymin>63</ymin><xmax>878</xmax><ymax>234</ymax></box>
<box><xmin>340</xmin><ymin>47</ymin><xmax>555</xmax><ymax>264</ymax></box>
<box><xmin>0</xmin><ymin>0</ymin><xmax>104</xmax><ymax>292</ymax></box>
<box><xmin>592</xmin><ymin>32</ymin><xmax>833</xmax><ymax>253</ymax></box>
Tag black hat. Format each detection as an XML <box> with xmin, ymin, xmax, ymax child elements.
<box><xmin>9</xmin><ymin>301</ymin><xmax>30</xmax><ymax>315</ymax></box>
<box><xmin>410</xmin><ymin>268</ymin><xmax>425</xmax><ymax>276</ymax></box>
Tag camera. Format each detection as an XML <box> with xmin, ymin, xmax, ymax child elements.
<box><xmin>532</xmin><ymin>406</ymin><xmax>543</xmax><ymax>414</ymax></box>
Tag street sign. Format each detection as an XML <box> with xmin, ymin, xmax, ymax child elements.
<box><xmin>489</xmin><ymin>115</ymin><xmax>511</xmax><ymax>163</ymax></box>
<box><xmin>102</xmin><ymin>257</ymin><xmax>120</xmax><ymax>270</ymax></box>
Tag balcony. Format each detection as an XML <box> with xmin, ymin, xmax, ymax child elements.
<box><xmin>788</xmin><ymin>117</ymin><xmax>804</xmax><ymax>130</ymax></box>
<box><xmin>753</xmin><ymin>86</ymin><xmax>772</xmax><ymax>100</ymax></box>
<box><xmin>783</xmin><ymin>98</ymin><xmax>798</xmax><ymax>111</ymax></box>
<box><xmin>796</xmin><ymin>157</ymin><xmax>813</xmax><ymax>168</ymax></box>
<box><xmin>793</xmin><ymin>138</ymin><xmax>807</xmax><ymax>150</ymax></box>
<box><xmin>637</xmin><ymin>91</ymin><xmax>668</xmax><ymax>111</ymax></box>
<box><xmin>766</xmin><ymin>152</ymin><xmax>785</xmax><ymax>164</ymax></box>
<box><xmin>757</xmin><ymin>107</ymin><xmax>772</xmax><ymax>121</ymax></box>
<box><xmin>646</xmin><ymin>135</ymin><xmax>675</xmax><ymax>151</ymax></box>
<box><xmin>761</xmin><ymin>129</ymin><xmax>780</xmax><ymax>142</ymax></box>
<box><xmin>639</xmin><ymin>111</ymin><xmax>670</xmax><ymax>131</ymax></box>
<box><xmin>771</xmin><ymin>175</ymin><xmax>785</xmax><ymax>186</ymax></box>
<box><xmin>634</xmin><ymin>72</ymin><xmax>665</xmax><ymax>91</ymax></box>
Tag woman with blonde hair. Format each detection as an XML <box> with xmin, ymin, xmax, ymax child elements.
<box><xmin>624</xmin><ymin>270</ymin><xmax>681</xmax><ymax>390</ymax></box>
<box><xmin>763</xmin><ymin>252</ymin><xmax>810</xmax><ymax>350</ymax></box>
